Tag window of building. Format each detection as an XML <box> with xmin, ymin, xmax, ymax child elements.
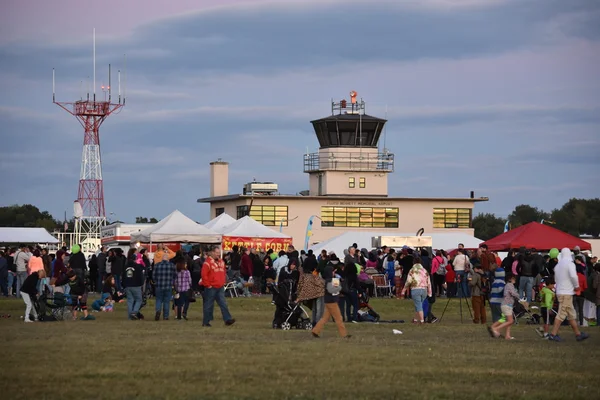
<box><xmin>321</xmin><ymin>207</ymin><xmax>398</xmax><ymax>228</ymax></box>
<box><xmin>249</xmin><ymin>205</ymin><xmax>288</xmax><ymax>226</ymax></box>
<box><xmin>433</xmin><ymin>208</ymin><xmax>472</xmax><ymax>228</ymax></box>
<box><xmin>349</xmin><ymin>177</ymin><xmax>355</xmax><ymax>188</ymax></box>
<box><xmin>359</xmin><ymin>177</ymin><xmax>366</xmax><ymax>188</ymax></box>
<box><xmin>215</xmin><ymin>207</ymin><xmax>224</xmax><ymax>217</ymax></box>
<box><xmin>236</xmin><ymin>205</ymin><xmax>249</xmax><ymax>219</ymax></box>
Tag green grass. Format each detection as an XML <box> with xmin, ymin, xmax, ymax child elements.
<box><xmin>1</xmin><ymin>295</ymin><xmax>598</xmax><ymax>400</ymax></box>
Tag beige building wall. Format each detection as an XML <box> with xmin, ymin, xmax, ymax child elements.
<box><xmin>320</xmin><ymin>171</ymin><xmax>388</xmax><ymax>196</ymax></box>
<box><xmin>210</xmin><ymin>197</ymin><xmax>475</xmax><ymax>247</ymax></box>
<box><xmin>210</xmin><ymin>161</ymin><xmax>229</xmax><ymax>198</ymax></box>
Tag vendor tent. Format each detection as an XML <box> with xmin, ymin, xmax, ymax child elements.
<box><xmin>481</xmin><ymin>222</ymin><xmax>592</xmax><ymax>252</ymax></box>
<box><xmin>309</xmin><ymin>231</ymin><xmax>482</xmax><ymax>257</ymax></box>
<box><xmin>0</xmin><ymin>227</ymin><xmax>59</xmax><ymax>244</ymax></box>
<box><xmin>220</xmin><ymin>216</ymin><xmax>292</xmax><ymax>252</ymax></box>
<box><xmin>204</xmin><ymin>213</ymin><xmax>236</xmax><ymax>233</ymax></box>
<box><xmin>130</xmin><ymin>210</ymin><xmax>221</xmax><ymax>243</ymax></box>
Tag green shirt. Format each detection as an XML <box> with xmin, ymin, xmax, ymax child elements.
<box><xmin>541</xmin><ymin>287</ymin><xmax>554</xmax><ymax>308</ymax></box>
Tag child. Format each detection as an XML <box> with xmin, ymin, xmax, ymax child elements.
<box><xmin>174</xmin><ymin>261</ymin><xmax>192</xmax><ymax>320</ymax></box>
<box><xmin>469</xmin><ymin>265</ymin><xmax>487</xmax><ymax>324</ymax></box>
<box><xmin>56</xmin><ymin>270</ymin><xmax>95</xmax><ymax>320</ymax></box>
<box><xmin>21</xmin><ymin>270</ymin><xmax>45</xmax><ymax>322</ymax></box>
<box><xmin>537</xmin><ymin>277</ymin><xmax>556</xmax><ymax>338</ymax></box>
<box><xmin>489</xmin><ymin>273</ymin><xmax>520</xmax><ymax>340</ymax></box>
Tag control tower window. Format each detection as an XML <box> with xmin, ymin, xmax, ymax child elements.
<box><xmin>359</xmin><ymin>177</ymin><xmax>366</xmax><ymax>188</ymax></box>
<box><xmin>349</xmin><ymin>177</ymin><xmax>355</xmax><ymax>188</ymax></box>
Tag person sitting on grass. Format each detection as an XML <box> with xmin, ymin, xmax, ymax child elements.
<box><xmin>102</xmin><ymin>275</ymin><xmax>124</xmax><ymax>303</ymax></box>
<box><xmin>489</xmin><ymin>273</ymin><xmax>519</xmax><ymax>340</ymax></box>
<box><xmin>56</xmin><ymin>270</ymin><xmax>94</xmax><ymax>320</ymax></box>
<box><xmin>536</xmin><ymin>277</ymin><xmax>556</xmax><ymax>339</ymax></box>
<box><xmin>548</xmin><ymin>248</ymin><xmax>589</xmax><ymax>342</ymax></box>
<box><xmin>400</xmin><ymin>256</ymin><xmax>432</xmax><ymax>324</ymax></box>
<box><xmin>21</xmin><ymin>270</ymin><xmax>45</xmax><ymax>322</ymax></box>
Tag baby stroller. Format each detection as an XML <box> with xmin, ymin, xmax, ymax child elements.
<box><xmin>36</xmin><ymin>291</ymin><xmax>72</xmax><ymax>321</ymax></box>
<box><xmin>270</xmin><ymin>280</ymin><xmax>312</xmax><ymax>331</ymax></box>
<box><xmin>357</xmin><ymin>286</ymin><xmax>380</xmax><ymax>322</ymax></box>
<box><xmin>513</xmin><ymin>300</ymin><xmax>539</xmax><ymax>325</ymax></box>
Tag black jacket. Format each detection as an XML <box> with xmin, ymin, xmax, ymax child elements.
<box><xmin>56</xmin><ymin>275</ymin><xmax>86</xmax><ymax>296</ymax></box>
<box><xmin>122</xmin><ymin>258</ymin><xmax>144</xmax><ymax>288</ymax></box>
<box><xmin>21</xmin><ymin>273</ymin><xmax>40</xmax><ymax>296</ymax></box>
<box><xmin>97</xmin><ymin>252</ymin><xmax>107</xmax><ymax>274</ymax></box>
<box><xmin>69</xmin><ymin>252</ymin><xmax>86</xmax><ymax>271</ymax></box>
<box><xmin>251</xmin><ymin>254</ymin><xmax>264</xmax><ymax>277</ymax></box>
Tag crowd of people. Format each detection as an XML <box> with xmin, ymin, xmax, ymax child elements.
<box><xmin>1</xmin><ymin>241</ymin><xmax>598</xmax><ymax>343</ymax></box>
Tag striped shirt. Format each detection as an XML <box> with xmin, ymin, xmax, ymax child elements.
<box><xmin>175</xmin><ymin>270</ymin><xmax>191</xmax><ymax>293</ymax></box>
<box><xmin>490</xmin><ymin>267</ymin><xmax>506</xmax><ymax>305</ymax></box>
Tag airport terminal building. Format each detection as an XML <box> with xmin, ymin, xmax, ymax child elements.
<box><xmin>198</xmin><ymin>94</ymin><xmax>488</xmax><ymax>247</ymax></box>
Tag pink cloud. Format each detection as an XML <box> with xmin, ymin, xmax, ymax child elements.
<box><xmin>0</xmin><ymin>0</ymin><xmax>247</xmax><ymax>44</ymax></box>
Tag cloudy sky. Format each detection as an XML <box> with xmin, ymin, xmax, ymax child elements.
<box><xmin>0</xmin><ymin>0</ymin><xmax>598</xmax><ymax>223</ymax></box>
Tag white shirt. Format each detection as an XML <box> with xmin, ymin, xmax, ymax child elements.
<box><xmin>452</xmin><ymin>254</ymin><xmax>469</xmax><ymax>272</ymax></box>
<box><xmin>554</xmin><ymin>259</ymin><xmax>579</xmax><ymax>296</ymax></box>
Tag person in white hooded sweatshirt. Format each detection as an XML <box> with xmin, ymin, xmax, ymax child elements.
<box><xmin>548</xmin><ymin>248</ymin><xmax>589</xmax><ymax>342</ymax></box>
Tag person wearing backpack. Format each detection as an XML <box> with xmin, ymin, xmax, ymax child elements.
<box><xmin>468</xmin><ymin>264</ymin><xmax>487</xmax><ymax>324</ymax></box>
<box><xmin>432</xmin><ymin>250</ymin><xmax>447</xmax><ymax>297</ymax></box>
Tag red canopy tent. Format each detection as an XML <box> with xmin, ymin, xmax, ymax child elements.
<box><xmin>481</xmin><ymin>222</ymin><xmax>592</xmax><ymax>252</ymax></box>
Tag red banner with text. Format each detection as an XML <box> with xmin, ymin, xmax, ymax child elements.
<box><xmin>222</xmin><ymin>236</ymin><xmax>293</xmax><ymax>252</ymax></box>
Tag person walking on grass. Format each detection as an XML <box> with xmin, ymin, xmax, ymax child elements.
<box><xmin>400</xmin><ymin>256</ymin><xmax>432</xmax><ymax>324</ymax></box>
<box><xmin>311</xmin><ymin>261</ymin><xmax>350</xmax><ymax>339</ymax></box>
<box><xmin>153</xmin><ymin>253</ymin><xmax>176</xmax><ymax>321</ymax></box>
<box><xmin>201</xmin><ymin>245</ymin><xmax>235</xmax><ymax>327</ymax></box>
<box><xmin>174</xmin><ymin>259</ymin><xmax>192</xmax><ymax>320</ymax></box>
<box><xmin>21</xmin><ymin>270</ymin><xmax>45</xmax><ymax>322</ymax></box>
<box><xmin>548</xmin><ymin>248</ymin><xmax>589</xmax><ymax>342</ymax></box>
<box><xmin>489</xmin><ymin>273</ymin><xmax>519</xmax><ymax>340</ymax></box>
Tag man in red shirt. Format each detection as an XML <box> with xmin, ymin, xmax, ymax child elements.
<box><xmin>201</xmin><ymin>245</ymin><xmax>235</xmax><ymax>327</ymax></box>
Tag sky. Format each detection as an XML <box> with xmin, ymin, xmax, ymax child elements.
<box><xmin>0</xmin><ymin>0</ymin><xmax>599</xmax><ymax>224</ymax></box>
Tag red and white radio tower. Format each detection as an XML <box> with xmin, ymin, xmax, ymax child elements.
<box><xmin>53</xmin><ymin>29</ymin><xmax>125</xmax><ymax>251</ymax></box>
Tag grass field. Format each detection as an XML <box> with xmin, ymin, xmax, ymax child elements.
<box><xmin>1</xmin><ymin>294</ymin><xmax>598</xmax><ymax>400</ymax></box>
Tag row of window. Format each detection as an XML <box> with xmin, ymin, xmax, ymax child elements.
<box><xmin>229</xmin><ymin>205</ymin><xmax>472</xmax><ymax>228</ymax></box>
<box><xmin>348</xmin><ymin>177</ymin><xmax>366</xmax><ymax>188</ymax></box>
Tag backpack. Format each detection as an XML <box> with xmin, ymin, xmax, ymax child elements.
<box><xmin>435</xmin><ymin>256</ymin><xmax>447</xmax><ymax>276</ymax></box>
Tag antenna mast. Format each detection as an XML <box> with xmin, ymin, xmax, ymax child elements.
<box><xmin>52</xmin><ymin>29</ymin><xmax>126</xmax><ymax>255</ymax></box>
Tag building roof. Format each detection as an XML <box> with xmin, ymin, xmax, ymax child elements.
<box><xmin>310</xmin><ymin>113</ymin><xmax>387</xmax><ymax>124</ymax></box>
<box><xmin>197</xmin><ymin>194</ymin><xmax>489</xmax><ymax>203</ymax></box>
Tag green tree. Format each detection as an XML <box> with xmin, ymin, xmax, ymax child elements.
<box><xmin>552</xmin><ymin>198</ymin><xmax>600</xmax><ymax>237</ymax></box>
<box><xmin>472</xmin><ymin>213</ymin><xmax>506</xmax><ymax>241</ymax></box>
<box><xmin>508</xmin><ymin>204</ymin><xmax>549</xmax><ymax>228</ymax></box>
<box><xmin>135</xmin><ymin>217</ymin><xmax>158</xmax><ymax>223</ymax></box>
<box><xmin>0</xmin><ymin>204</ymin><xmax>61</xmax><ymax>230</ymax></box>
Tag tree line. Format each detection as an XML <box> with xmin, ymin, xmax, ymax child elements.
<box><xmin>472</xmin><ymin>198</ymin><xmax>600</xmax><ymax>240</ymax></box>
<box><xmin>0</xmin><ymin>204</ymin><xmax>158</xmax><ymax>232</ymax></box>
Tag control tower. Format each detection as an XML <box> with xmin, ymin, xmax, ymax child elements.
<box><xmin>303</xmin><ymin>91</ymin><xmax>394</xmax><ymax>196</ymax></box>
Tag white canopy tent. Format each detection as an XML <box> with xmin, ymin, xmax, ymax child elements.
<box><xmin>204</xmin><ymin>213</ymin><xmax>237</xmax><ymax>234</ymax></box>
<box><xmin>130</xmin><ymin>210</ymin><xmax>221</xmax><ymax>243</ymax></box>
<box><xmin>309</xmin><ymin>231</ymin><xmax>482</xmax><ymax>257</ymax></box>
<box><xmin>0</xmin><ymin>227</ymin><xmax>59</xmax><ymax>244</ymax></box>
<box><xmin>220</xmin><ymin>216</ymin><xmax>291</xmax><ymax>239</ymax></box>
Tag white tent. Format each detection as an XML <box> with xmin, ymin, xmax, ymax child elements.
<box><xmin>204</xmin><ymin>213</ymin><xmax>237</xmax><ymax>234</ymax></box>
<box><xmin>0</xmin><ymin>227</ymin><xmax>59</xmax><ymax>244</ymax></box>
<box><xmin>130</xmin><ymin>210</ymin><xmax>221</xmax><ymax>243</ymax></box>
<box><xmin>309</xmin><ymin>231</ymin><xmax>482</xmax><ymax>257</ymax></box>
<box><xmin>221</xmin><ymin>216</ymin><xmax>291</xmax><ymax>239</ymax></box>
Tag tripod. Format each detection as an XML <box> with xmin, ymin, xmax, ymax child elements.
<box><xmin>439</xmin><ymin>274</ymin><xmax>473</xmax><ymax>323</ymax></box>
